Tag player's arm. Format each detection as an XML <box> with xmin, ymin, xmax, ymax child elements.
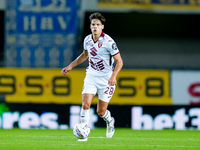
<box><xmin>108</xmin><ymin>53</ymin><xmax>123</xmax><ymax>86</ymax></box>
<box><xmin>61</xmin><ymin>50</ymin><xmax>88</xmax><ymax>75</ymax></box>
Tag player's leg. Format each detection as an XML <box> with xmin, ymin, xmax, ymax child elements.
<box><xmin>80</xmin><ymin>93</ymin><xmax>94</xmax><ymax>124</ymax></box>
<box><xmin>81</xmin><ymin>75</ymin><xmax>97</xmax><ymax>125</ymax></box>
<box><xmin>97</xmin><ymin>85</ymin><xmax>116</xmax><ymax>138</ymax></box>
<box><xmin>97</xmin><ymin>100</ymin><xmax>111</xmax><ymax>122</ymax></box>
<box><xmin>97</xmin><ymin>99</ymin><xmax>115</xmax><ymax>138</ymax></box>
<box><xmin>78</xmin><ymin>93</ymin><xmax>94</xmax><ymax>142</ymax></box>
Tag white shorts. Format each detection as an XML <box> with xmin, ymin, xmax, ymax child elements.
<box><xmin>82</xmin><ymin>74</ymin><xmax>116</xmax><ymax>103</ymax></box>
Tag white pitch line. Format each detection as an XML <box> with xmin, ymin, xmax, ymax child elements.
<box><xmin>89</xmin><ymin>137</ymin><xmax>106</xmax><ymax>138</ymax></box>
<box><xmin>65</xmin><ymin>143</ymin><xmax>200</xmax><ymax>148</ymax></box>
<box><xmin>1</xmin><ymin>141</ymin><xmax>199</xmax><ymax>148</ymax></box>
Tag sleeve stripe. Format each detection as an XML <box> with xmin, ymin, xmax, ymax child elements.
<box><xmin>112</xmin><ymin>52</ymin><xmax>119</xmax><ymax>56</ymax></box>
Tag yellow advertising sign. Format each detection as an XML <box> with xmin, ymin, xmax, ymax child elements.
<box><xmin>98</xmin><ymin>0</ymin><xmax>200</xmax><ymax>10</ymax></box>
<box><xmin>0</xmin><ymin>68</ymin><xmax>171</xmax><ymax>105</ymax></box>
<box><xmin>0</xmin><ymin>68</ymin><xmax>85</xmax><ymax>104</ymax></box>
<box><xmin>110</xmin><ymin>70</ymin><xmax>171</xmax><ymax>105</ymax></box>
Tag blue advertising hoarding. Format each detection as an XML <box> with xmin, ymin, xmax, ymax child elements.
<box><xmin>5</xmin><ymin>0</ymin><xmax>80</xmax><ymax>67</ymax></box>
<box><xmin>0</xmin><ymin>103</ymin><xmax>200</xmax><ymax>130</ymax></box>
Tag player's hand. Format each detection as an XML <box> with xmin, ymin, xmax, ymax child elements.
<box><xmin>108</xmin><ymin>76</ymin><xmax>116</xmax><ymax>86</ymax></box>
<box><xmin>61</xmin><ymin>66</ymin><xmax>72</xmax><ymax>75</ymax></box>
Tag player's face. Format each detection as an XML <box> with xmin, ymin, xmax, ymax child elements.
<box><xmin>90</xmin><ymin>19</ymin><xmax>104</xmax><ymax>35</ymax></box>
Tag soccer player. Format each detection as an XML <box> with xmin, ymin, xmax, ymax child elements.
<box><xmin>61</xmin><ymin>12</ymin><xmax>123</xmax><ymax>140</ymax></box>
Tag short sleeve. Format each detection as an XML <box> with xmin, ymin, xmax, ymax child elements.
<box><xmin>83</xmin><ymin>37</ymin><xmax>87</xmax><ymax>50</ymax></box>
<box><xmin>107</xmin><ymin>41</ymin><xmax>120</xmax><ymax>56</ymax></box>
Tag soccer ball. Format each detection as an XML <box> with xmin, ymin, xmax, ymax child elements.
<box><xmin>73</xmin><ymin>123</ymin><xmax>90</xmax><ymax>139</ymax></box>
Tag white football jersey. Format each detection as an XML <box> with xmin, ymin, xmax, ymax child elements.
<box><xmin>83</xmin><ymin>32</ymin><xmax>120</xmax><ymax>77</ymax></box>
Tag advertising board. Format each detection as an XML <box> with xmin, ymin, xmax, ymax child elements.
<box><xmin>5</xmin><ymin>0</ymin><xmax>80</xmax><ymax>67</ymax></box>
<box><xmin>171</xmin><ymin>70</ymin><xmax>200</xmax><ymax>105</ymax></box>
<box><xmin>98</xmin><ymin>0</ymin><xmax>200</xmax><ymax>13</ymax></box>
<box><xmin>0</xmin><ymin>103</ymin><xmax>199</xmax><ymax>130</ymax></box>
<box><xmin>0</xmin><ymin>68</ymin><xmax>171</xmax><ymax>105</ymax></box>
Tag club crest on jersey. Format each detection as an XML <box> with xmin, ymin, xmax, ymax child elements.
<box><xmin>98</xmin><ymin>42</ymin><xmax>103</xmax><ymax>48</ymax></box>
<box><xmin>112</xmin><ymin>43</ymin><xmax>118</xmax><ymax>50</ymax></box>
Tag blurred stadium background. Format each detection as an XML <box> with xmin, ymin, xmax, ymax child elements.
<box><xmin>0</xmin><ymin>0</ymin><xmax>200</xmax><ymax>130</ymax></box>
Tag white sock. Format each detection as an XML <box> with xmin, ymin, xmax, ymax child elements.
<box><xmin>80</xmin><ymin>107</ymin><xmax>90</xmax><ymax>124</ymax></box>
<box><xmin>100</xmin><ymin>110</ymin><xmax>112</xmax><ymax>123</ymax></box>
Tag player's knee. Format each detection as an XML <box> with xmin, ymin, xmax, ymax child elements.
<box><xmin>82</xmin><ymin>103</ymin><xmax>90</xmax><ymax>110</ymax></box>
<box><xmin>96</xmin><ymin>109</ymin><xmax>104</xmax><ymax>117</ymax></box>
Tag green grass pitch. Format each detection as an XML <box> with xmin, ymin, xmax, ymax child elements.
<box><xmin>0</xmin><ymin>128</ymin><xmax>200</xmax><ymax>150</ymax></box>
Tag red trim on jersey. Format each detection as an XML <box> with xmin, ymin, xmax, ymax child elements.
<box><xmin>101</xmin><ymin>32</ymin><xmax>105</xmax><ymax>37</ymax></box>
<box><xmin>112</xmin><ymin>52</ymin><xmax>119</xmax><ymax>56</ymax></box>
<box><xmin>91</xmin><ymin>32</ymin><xmax>105</xmax><ymax>43</ymax></box>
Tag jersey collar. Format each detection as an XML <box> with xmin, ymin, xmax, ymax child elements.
<box><xmin>92</xmin><ymin>32</ymin><xmax>105</xmax><ymax>43</ymax></box>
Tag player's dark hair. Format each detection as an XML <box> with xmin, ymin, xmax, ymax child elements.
<box><xmin>89</xmin><ymin>12</ymin><xmax>106</xmax><ymax>25</ymax></box>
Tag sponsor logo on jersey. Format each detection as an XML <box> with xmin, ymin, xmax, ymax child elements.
<box><xmin>90</xmin><ymin>47</ymin><xmax>97</xmax><ymax>56</ymax></box>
